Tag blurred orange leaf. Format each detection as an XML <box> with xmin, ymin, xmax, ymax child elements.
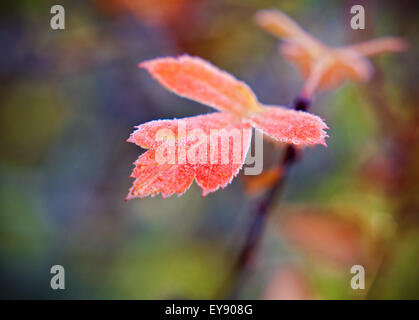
<box><xmin>244</xmin><ymin>166</ymin><xmax>282</xmax><ymax>195</ymax></box>
<box><xmin>96</xmin><ymin>0</ymin><xmax>196</xmax><ymax>28</ymax></box>
<box><xmin>275</xmin><ymin>206</ymin><xmax>375</xmax><ymax>268</ymax></box>
<box><xmin>255</xmin><ymin>9</ymin><xmax>407</xmax><ymax>97</ymax></box>
<box><xmin>264</xmin><ymin>265</ymin><xmax>315</xmax><ymax>300</ymax></box>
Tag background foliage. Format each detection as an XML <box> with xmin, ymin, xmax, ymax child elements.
<box><xmin>0</xmin><ymin>0</ymin><xmax>418</xmax><ymax>299</ymax></box>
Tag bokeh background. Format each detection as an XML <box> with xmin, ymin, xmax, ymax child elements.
<box><xmin>0</xmin><ymin>0</ymin><xmax>418</xmax><ymax>299</ymax></box>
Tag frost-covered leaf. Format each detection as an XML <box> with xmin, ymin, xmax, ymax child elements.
<box><xmin>128</xmin><ymin>56</ymin><xmax>330</xmax><ymax>199</ymax></box>
<box><xmin>126</xmin><ymin>113</ymin><xmax>252</xmax><ymax>199</ymax></box>
<box><xmin>139</xmin><ymin>55</ymin><xmax>261</xmax><ymax>116</ymax></box>
<box><xmin>246</xmin><ymin>106</ymin><xmax>328</xmax><ymax>146</ymax></box>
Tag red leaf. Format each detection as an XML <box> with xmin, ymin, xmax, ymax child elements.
<box><xmin>139</xmin><ymin>55</ymin><xmax>261</xmax><ymax>116</ymax></box>
<box><xmin>127</xmin><ymin>56</ymin><xmax>329</xmax><ymax>199</ymax></box>
<box><xmin>247</xmin><ymin>106</ymin><xmax>328</xmax><ymax>146</ymax></box>
<box><xmin>126</xmin><ymin>113</ymin><xmax>252</xmax><ymax>199</ymax></box>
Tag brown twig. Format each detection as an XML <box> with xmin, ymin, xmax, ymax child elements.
<box><xmin>218</xmin><ymin>96</ymin><xmax>311</xmax><ymax>298</ymax></box>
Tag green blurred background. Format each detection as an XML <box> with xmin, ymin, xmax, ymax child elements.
<box><xmin>0</xmin><ymin>0</ymin><xmax>418</xmax><ymax>299</ymax></box>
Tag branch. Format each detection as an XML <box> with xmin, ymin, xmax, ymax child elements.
<box><xmin>217</xmin><ymin>96</ymin><xmax>311</xmax><ymax>298</ymax></box>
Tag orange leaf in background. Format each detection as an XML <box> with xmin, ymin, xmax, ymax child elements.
<box><xmin>254</xmin><ymin>9</ymin><xmax>314</xmax><ymax>41</ymax></box>
<box><xmin>347</xmin><ymin>37</ymin><xmax>408</xmax><ymax>57</ymax></box>
<box><xmin>359</xmin><ymin>152</ymin><xmax>396</xmax><ymax>192</ymax></box>
<box><xmin>275</xmin><ymin>206</ymin><xmax>375</xmax><ymax>268</ymax></box>
<box><xmin>255</xmin><ymin>9</ymin><xmax>408</xmax><ymax>98</ymax></box>
<box><xmin>95</xmin><ymin>0</ymin><xmax>193</xmax><ymax>28</ymax></box>
<box><xmin>127</xmin><ymin>55</ymin><xmax>329</xmax><ymax>199</ymax></box>
<box><xmin>244</xmin><ymin>166</ymin><xmax>283</xmax><ymax>195</ymax></box>
<box><xmin>264</xmin><ymin>265</ymin><xmax>315</xmax><ymax>300</ymax></box>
